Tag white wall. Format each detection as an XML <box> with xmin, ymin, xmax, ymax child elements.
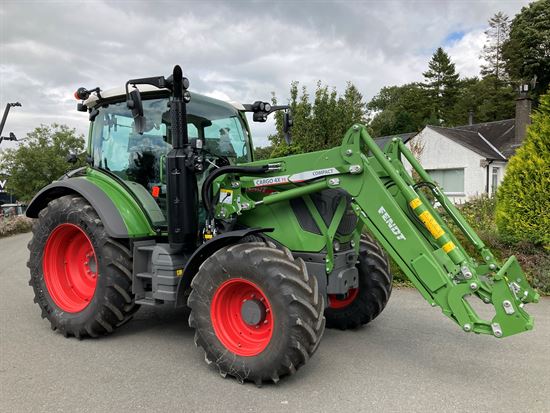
<box><xmin>405</xmin><ymin>127</ymin><xmax>490</xmax><ymax>203</ymax></box>
<box><xmin>489</xmin><ymin>161</ymin><xmax>507</xmax><ymax>195</ymax></box>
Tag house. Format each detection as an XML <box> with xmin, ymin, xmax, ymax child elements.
<box><xmin>374</xmin><ymin>132</ymin><xmax>417</xmax><ymax>149</ymax></box>
<box><xmin>375</xmin><ymin>91</ymin><xmax>532</xmax><ymax>203</ymax></box>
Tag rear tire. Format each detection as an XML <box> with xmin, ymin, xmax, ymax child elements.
<box><xmin>27</xmin><ymin>194</ymin><xmax>139</xmax><ymax>338</ymax></box>
<box><xmin>325</xmin><ymin>234</ymin><xmax>392</xmax><ymax>330</ymax></box>
<box><xmin>188</xmin><ymin>241</ymin><xmax>325</xmax><ymax>385</ymax></box>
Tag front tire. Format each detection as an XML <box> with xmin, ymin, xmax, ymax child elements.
<box><xmin>188</xmin><ymin>242</ymin><xmax>325</xmax><ymax>385</ymax></box>
<box><xmin>324</xmin><ymin>234</ymin><xmax>392</xmax><ymax>330</ymax></box>
<box><xmin>27</xmin><ymin>195</ymin><xmax>139</xmax><ymax>338</ymax></box>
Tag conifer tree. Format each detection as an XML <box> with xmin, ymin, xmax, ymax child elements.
<box><xmin>496</xmin><ymin>90</ymin><xmax>550</xmax><ymax>249</ymax></box>
<box><xmin>480</xmin><ymin>12</ymin><xmax>510</xmax><ymax>83</ymax></box>
<box><xmin>422</xmin><ymin>48</ymin><xmax>460</xmax><ymax>124</ymax></box>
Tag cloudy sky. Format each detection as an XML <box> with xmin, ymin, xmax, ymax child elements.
<box><xmin>0</xmin><ymin>0</ymin><xmax>530</xmax><ymax>149</ymax></box>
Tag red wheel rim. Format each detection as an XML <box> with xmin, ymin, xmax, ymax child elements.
<box><xmin>328</xmin><ymin>288</ymin><xmax>359</xmax><ymax>309</ymax></box>
<box><xmin>210</xmin><ymin>278</ymin><xmax>274</xmax><ymax>357</ymax></box>
<box><xmin>42</xmin><ymin>223</ymin><xmax>98</xmax><ymax>313</ymax></box>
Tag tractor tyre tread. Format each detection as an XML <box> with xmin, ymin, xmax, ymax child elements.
<box><xmin>27</xmin><ymin>194</ymin><xmax>139</xmax><ymax>338</ymax></box>
<box><xmin>325</xmin><ymin>233</ymin><xmax>392</xmax><ymax>330</ymax></box>
<box><xmin>188</xmin><ymin>241</ymin><xmax>325</xmax><ymax>384</ymax></box>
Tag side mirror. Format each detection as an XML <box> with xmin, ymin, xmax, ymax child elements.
<box><xmin>283</xmin><ymin>111</ymin><xmax>293</xmax><ymax>145</ymax></box>
<box><xmin>127</xmin><ymin>88</ymin><xmax>145</xmax><ymax>134</ymax></box>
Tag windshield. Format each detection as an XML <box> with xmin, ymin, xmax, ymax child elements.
<box><xmin>90</xmin><ymin>94</ymin><xmax>251</xmax><ymax>226</ymax></box>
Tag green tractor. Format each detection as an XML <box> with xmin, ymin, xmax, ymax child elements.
<box><xmin>27</xmin><ymin>66</ymin><xmax>538</xmax><ymax>385</ymax></box>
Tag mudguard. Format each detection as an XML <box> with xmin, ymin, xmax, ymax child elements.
<box><xmin>174</xmin><ymin>227</ymin><xmax>273</xmax><ymax>308</ymax></box>
<box><xmin>27</xmin><ymin>177</ymin><xmax>134</xmax><ymax>238</ymax></box>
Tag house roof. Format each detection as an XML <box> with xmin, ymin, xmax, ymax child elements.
<box><xmin>426</xmin><ymin>125</ymin><xmax>507</xmax><ymax>160</ymax></box>
<box><xmin>424</xmin><ymin>117</ymin><xmax>521</xmax><ymax>160</ymax></box>
<box><xmin>451</xmin><ymin>119</ymin><xmax>516</xmax><ymax>158</ymax></box>
<box><xmin>374</xmin><ymin>132</ymin><xmax>417</xmax><ymax>150</ymax></box>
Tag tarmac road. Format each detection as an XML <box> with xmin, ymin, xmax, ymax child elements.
<box><xmin>1</xmin><ymin>232</ymin><xmax>548</xmax><ymax>413</ymax></box>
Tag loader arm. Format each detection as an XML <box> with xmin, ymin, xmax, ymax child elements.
<box><xmin>346</xmin><ymin>125</ymin><xmax>539</xmax><ymax>337</ymax></box>
<box><xmin>213</xmin><ymin>124</ymin><xmax>538</xmax><ymax>338</ymax></box>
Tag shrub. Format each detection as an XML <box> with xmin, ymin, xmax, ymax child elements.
<box><xmin>0</xmin><ymin>216</ymin><xmax>33</xmax><ymax>238</ymax></box>
<box><xmin>495</xmin><ymin>91</ymin><xmax>550</xmax><ymax>249</ymax></box>
<box><xmin>446</xmin><ymin>195</ymin><xmax>549</xmax><ymax>295</ymax></box>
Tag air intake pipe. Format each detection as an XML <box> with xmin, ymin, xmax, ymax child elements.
<box><xmin>166</xmin><ymin>65</ymin><xmax>198</xmax><ymax>252</ymax></box>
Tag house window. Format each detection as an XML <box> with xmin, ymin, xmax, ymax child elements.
<box><xmin>426</xmin><ymin>168</ymin><xmax>465</xmax><ymax>194</ymax></box>
<box><xmin>491</xmin><ymin>167</ymin><xmax>499</xmax><ymax>194</ymax></box>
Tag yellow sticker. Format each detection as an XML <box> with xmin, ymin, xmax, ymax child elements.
<box><xmin>418</xmin><ymin>211</ymin><xmax>445</xmax><ymax>239</ymax></box>
<box><xmin>220</xmin><ymin>189</ymin><xmax>233</xmax><ymax>204</ymax></box>
<box><xmin>409</xmin><ymin>198</ymin><xmax>422</xmax><ymax>209</ymax></box>
<box><xmin>176</xmin><ymin>269</ymin><xmax>184</xmax><ymax>276</ymax></box>
<box><xmin>442</xmin><ymin>241</ymin><xmax>456</xmax><ymax>253</ymax></box>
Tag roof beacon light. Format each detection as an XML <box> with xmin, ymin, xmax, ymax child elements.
<box><xmin>74</xmin><ymin>87</ymin><xmax>91</xmax><ymax>100</ymax></box>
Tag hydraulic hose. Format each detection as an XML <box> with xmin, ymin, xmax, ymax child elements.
<box><xmin>202</xmin><ymin>164</ymin><xmax>270</xmax><ymax>219</ymax></box>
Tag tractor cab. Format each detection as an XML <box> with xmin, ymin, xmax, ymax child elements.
<box><xmin>85</xmin><ymin>87</ymin><xmax>253</xmax><ymax>226</ymax></box>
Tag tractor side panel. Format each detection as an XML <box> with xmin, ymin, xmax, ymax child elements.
<box><xmin>27</xmin><ymin>170</ymin><xmax>156</xmax><ymax>238</ymax></box>
<box><xmin>83</xmin><ymin>169</ymin><xmax>157</xmax><ymax>237</ymax></box>
<box><xmin>238</xmin><ymin>200</ymin><xmax>327</xmax><ymax>253</ymax></box>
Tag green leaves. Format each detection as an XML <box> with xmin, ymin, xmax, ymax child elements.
<box><xmin>266</xmin><ymin>81</ymin><xmax>365</xmax><ymax>157</ymax></box>
<box><xmin>480</xmin><ymin>11</ymin><xmax>510</xmax><ymax>81</ymax></box>
<box><xmin>366</xmin><ymin>45</ymin><xmax>518</xmax><ymax>135</ymax></box>
<box><xmin>0</xmin><ymin>124</ymin><xmax>86</xmax><ymax>202</ymax></box>
<box><xmin>502</xmin><ymin>0</ymin><xmax>550</xmax><ymax>100</ymax></box>
<box><xmin>422</xmin><ymin>47</ymin><xmax>460</xmax><ymax>124</ymax></box>
<box><xmin>366</xmin><ymin>83</ymin><xmax>431</xmax><ymax>136</ymax></box>
<box><xmin>496</xmin><ymin>90</ymin><xmax>550</xmax><ymax>249</ymax></box>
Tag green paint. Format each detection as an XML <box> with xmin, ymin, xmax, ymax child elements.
<box><xmin>85</xmin><ymin>168</ymin><xmax>156</xmax><ymax>237</ymax></box>
<box><xmin>217</xmin><ymin>124</ymin><xmax>537</xmax><ymax>338</ymax></box>
<box><xmin>60</xmin><ymin>101</ymin><xmax>538</xmax><ymax>339</ymax></box>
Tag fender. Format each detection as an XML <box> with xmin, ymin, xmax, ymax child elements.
<box><xmin>174</xmin><ymin>227</ymin><xmax>273</xmax><ymax>308</ymax></box>
<box><xmin>26</xmin><ymin>175</ymin><xmax>155</xmax><ymax>238</ymax></box>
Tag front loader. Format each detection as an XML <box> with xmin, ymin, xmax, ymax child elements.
<box><xmin>26</xmin><ymin>66</ymin><xmax>538</xmax><ymax>385</ymax></box>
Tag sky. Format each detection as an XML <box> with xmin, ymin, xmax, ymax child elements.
<box><xmin>0</xmin><ymin>0</ymin><xmax>531</xmax><ymax>149</ymax></box>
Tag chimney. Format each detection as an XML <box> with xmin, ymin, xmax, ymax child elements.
<box><xmin>515</xmin><ymin>84</ymin><xmax>532</xmax><ymax>146</ymax></box>
<box><xmin>468</xmin><ymin>109</ymin><xmax>474</xmax><ymax>126</ymax></box>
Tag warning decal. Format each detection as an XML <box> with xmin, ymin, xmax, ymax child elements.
<box><xmin>220</xmin><ymin>189</ymin><xmax>234</xmax><ymax>204</ymax></box>
<box><xmin>442</xmin><ymin>241</ymin><xmax>456</xmax><ymax>253</ymax></box>
<box><xmin>409</xmin><ymin>198</ymin><xmax>422</xmax><ymax>209</ymax></box>
<box><xmin>418</xmin><ymin>211</ymin><xmax>445</xmax><ymax>239</ymax></box>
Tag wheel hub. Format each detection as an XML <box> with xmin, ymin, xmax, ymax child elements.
<box><xmin>328</xmin><ymin>287</ymin><xmax>359</xmax><ymax>309</ymax></box>
<box><xmin>241</xmin><ymin>298</ymin><xmax>267</xmax><ymax>326</ymax></box>
<box><xmin>42</xmin><ymin>223</ymin><xmax>98</xmax><ymax>313</ymax></box>
<box><xmin>210</xmin><ymin>278</ymin><xmax>274</xmax><ymax>357</ymax></box>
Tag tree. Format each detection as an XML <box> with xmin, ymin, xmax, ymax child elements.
<box><xmin>253</xmin><ymin>145</ymin><xmax>275</xmax><ymax>160</ymax></box>
<box><xmin>453</xmin><ymin>76</ymin><xmax>515</xmax><ymax>124</ymax></box>
<box><xmin>366</xmin><ymin>83</ymin><xmax>431</xmax><ymax>136</ymax></box>
<box><xmin>502</xmin><ymin>0</ymin><xmax>550</xmax><ymax>100</ymax></box>
<box><xmin>0</xmin><ymin>124</ymin><xmax>86</xmax><ymax>201</ymax></box>
<box><xmin>496</xmin><ymin>89</ymin><xmax>550</xmax><ymax>249</ymax></box>
<box><xmin>367</xmin><ymin>45</ymin><xmax>517</xmax><ymax>133</ymax></box>
<box><xmin>422</xmin><ymin>47</ymin><xmax>460</xmax><ymax>124</ymax></box>
<box><xmin>480</xmin><ymin>12</ymin><xmax>510</xmax><ymax>83</ymax></box>
<box><xmin>268</xmin><ymin>81</ymin><xmax>366</xmax><ymax>157</ymax></box>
